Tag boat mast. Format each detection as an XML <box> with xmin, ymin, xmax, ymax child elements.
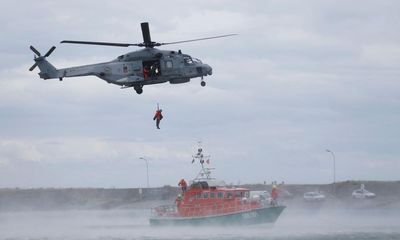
<box><xmin>192</xmin><ymin>142</ymin><xmax>213</xmax><ymax>180</ymax></box>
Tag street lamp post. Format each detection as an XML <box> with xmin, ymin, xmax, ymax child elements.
<box><xmin>139</xmin><ymin>157</ymin><xmax>149</xmax><ymax>188</ymax></box>
<box><xmin>325</xmin><ymin>149</ymin><xmax>336</xmax><ymax>194</ymax></box>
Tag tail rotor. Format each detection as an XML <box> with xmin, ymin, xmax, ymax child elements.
<box><xmin>29</xmin><ymin>45</ymin><xmax>56</xmax><ymax>71</ymax></box>
<box><xmin>44</xmin><ymin>46</ymin><xmax>56</xmax><ymax>57</ymax></box>
<box><xmin>30</xmin><ymin>46</ymin><xmax>41</xmax><ymax>57</ymax></box>
<box><xmin>29</xmin><ymin>62</ymin><xmax>39</xmax><ymax>72</ymax></box>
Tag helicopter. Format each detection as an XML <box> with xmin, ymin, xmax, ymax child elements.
<box><xmin>29</xmin><ymin>22</ymin><xmax>235</xmax><ymax>94</ymax></box>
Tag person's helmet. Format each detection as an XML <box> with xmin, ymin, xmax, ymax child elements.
<box><xmin>159</xmin><ymin>109</ymin><xmax>162</xmax><ymax>112</ymax></box>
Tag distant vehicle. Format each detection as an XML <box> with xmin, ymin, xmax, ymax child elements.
<box><xmin>303</xmin><ymin>191</ymin><xmax>326</xmax><ymax>202</ymax></box>
<box><xmin>352</xmin><ymin>184</ymin><xmax>376</xmax><ymax>199</ymax></box>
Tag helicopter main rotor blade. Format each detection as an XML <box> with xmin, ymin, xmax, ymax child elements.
<box><xmin>30</xmin><ymin>45</ymin><xmax>41</xmax><ymax>56</ymax></box>
<box><xmin>160</xmin><ymin>34</ymin><xmax>238</xmax><ymax>46</ymax></box>
<box><xmin>141</xmin><ymin>22</ymin><xmax>152</xmax><ymax>45</ymax></box>
<box><xmin>60</xmin><ymin>40</ymin><xmax>142</xmax><ymax>47</ymax></box>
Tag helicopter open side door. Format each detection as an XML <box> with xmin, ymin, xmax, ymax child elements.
<box><xmin>143</xmin><ymin>60</ymin><xmax>161</xmax><ymax>79</ymax></box>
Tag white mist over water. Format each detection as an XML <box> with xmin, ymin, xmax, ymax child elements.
<box><xmin>0</xmin><ymin>207</ymin><xmax>399</xmax><ymax>240</ymax></box>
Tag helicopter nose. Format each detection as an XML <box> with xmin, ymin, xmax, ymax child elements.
<box><xmin>203</xmin><ymin>64</ymin><xmax>212</xmax><ymax>75</ymax></box>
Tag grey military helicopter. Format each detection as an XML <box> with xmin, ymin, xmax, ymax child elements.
<box><xmin>29</xmin><ymin>22</ymin><xmax>235</xmax><ymax>94</ymax></box>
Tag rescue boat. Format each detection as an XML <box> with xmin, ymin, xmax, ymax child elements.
<box><xmin>149</xmin><ymin>146</ymin><xmax>286</xmax><ymax>225</ymax></box>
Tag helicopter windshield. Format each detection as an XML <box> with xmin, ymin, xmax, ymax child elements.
<box><xmin>183</xmin><ymin>56</ymin><xmax>202</xmax><ymax>65</ymax></box>
<box><xmin>193</xmin><ymin>58</ymin><xmax>202</xmax><ymax>64</ymax></box>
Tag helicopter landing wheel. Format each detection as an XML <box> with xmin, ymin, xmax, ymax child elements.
<box><xmin>201</xmin><ymin>81</ymin><xmax>206</xmax><ymax>87</ymax></box>
<box><xmin>134</xmin><ymin>86</ymin><xmax>143</xmax><ymax>94</ymax></box>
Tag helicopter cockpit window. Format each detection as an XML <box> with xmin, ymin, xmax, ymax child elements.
<box><xmin>183</xmin><ymin>56</ymin><xmax>194</xmax><ymax>65</ymax></box>
<box><xmin>183</xmin><ymin>56</ymin><xmax>202</xmax><ymax>65</ymax></box>
<box><xmin>192</xmin><ymin>58</ymin><xmax>202</xmax><ymax>64</ymax></box>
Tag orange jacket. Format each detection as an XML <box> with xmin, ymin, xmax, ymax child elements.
<box><xmin>153</xmin><ymin>110</ymin><xmax>163</xmax><ymax>120</ymax></box>
<box><xmin>143</xmin><ymin>67</ymin><xmax>149</xmax><ymax>79</ymax></box>
<box><xmin>178</xmin><ymin>179</ymin><xmax>187</xmax><ymax>187</ymax></box>
<box><xmin>271</xmin><ymin>187</ymin><xmax>279</xmax><ymax>199</ymax></box>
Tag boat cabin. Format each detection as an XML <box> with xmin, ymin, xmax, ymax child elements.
<box><xmin>171</xmin><ymin>180</ymin><xmax>262</xmax><ymax>217</ymax></box>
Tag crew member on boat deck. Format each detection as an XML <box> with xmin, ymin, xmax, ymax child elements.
<box><xmin>271</xmin><ymin>184</ymin><xmax>279</xmax><ymax>206</ymax></box>
<box><xmin>153</xmin><ymin>109</ymin><xmax>163</xmax><ymax>129</ymax></box>
<box><xmin>175</xmin><ymin>194</ymin><xmax>183</xmax><ymax>207</ymax></box>
<box><xmin>178</xmin><ymin>178</ymin><xmax>187</xmax><ymax>193</ymax></box>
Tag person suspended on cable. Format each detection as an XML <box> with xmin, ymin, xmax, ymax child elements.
<box><xmin>153</xmin><ymin>108</ymin><xmax>163</xmax><ymax>129</ymax></box>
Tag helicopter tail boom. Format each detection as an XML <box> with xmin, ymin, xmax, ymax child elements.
<box><xmin>37</xmin><ymin>59</ymin><xmax>59</xmax><ymax>80</ymax></box>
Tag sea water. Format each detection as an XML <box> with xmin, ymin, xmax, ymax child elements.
<box><xmin>0</xmin><ymin>207</ymin><xmax>399</xmax><ymax>240</ymax></box>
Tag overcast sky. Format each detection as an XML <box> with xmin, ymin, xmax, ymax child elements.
<box><xmin>0</xmin><ymin>0</ymin><xmax>399</xmax><ymax>188</ymax></box>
